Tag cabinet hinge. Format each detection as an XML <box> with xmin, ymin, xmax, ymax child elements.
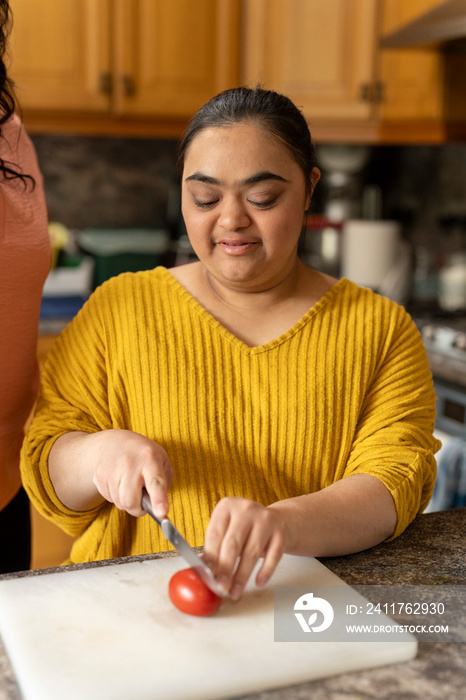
<box><xmin>122</xmin><ymin>75</ymin><xmax>136</xmax><ymax>97</ymax></box>
<box><xmin>373</xmin><ymin>81</ymin><xmax>385</xmax><ymax>103</ymax></box>
<box><xmin>359</xmin><ymin>81</ymin><xmax>385</xmax><ymax>103</ymax></box>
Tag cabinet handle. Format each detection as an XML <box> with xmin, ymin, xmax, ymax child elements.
<box><xmin>359</xmin><ymin>82</ymin><xmax>384</xmax><ymax>103</ymax></box>
<box><xmin>122</xmin><ymin>75</ymin><xmax>136</xmax><ymax>97</ymax></box>
<box><xmin>99</xmin><ymin>72</ymin><xmax>112</xmax><ymax>95</ymax></box>
<box><xmin>359</xmin><ymin>83</ymin><xmax>371</xmax><ymax>102</ymax></box>
<box><xmin>373</xmin><ymin>81</ymin><xmax>384</xmax><ymax>103</ymax></box>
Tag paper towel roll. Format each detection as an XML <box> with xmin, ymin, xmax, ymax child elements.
<box><xmin>341</xmin><ymin>219</ymin><xmax>401</xmax><ymax>288</ymax></box>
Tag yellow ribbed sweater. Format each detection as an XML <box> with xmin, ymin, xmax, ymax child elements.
<box><xmin>21</xmin><ymin>267</ymin><xmax>440</xmax><ymax>564</ymax></box>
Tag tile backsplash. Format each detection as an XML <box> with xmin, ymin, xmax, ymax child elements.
<box><xmin>31</xmin><ymin>133</ymin><xmax>466</xmax><ymax>255</ymax></box>
<box><xmin>367</xmin><ymin>144</ymin><xmax>466</xmax><ymax>252</ymax></box>
<box><xmin>31</xmin><ymin>133</ymin><xmax>179</xmax><ymax>231</ymax></box>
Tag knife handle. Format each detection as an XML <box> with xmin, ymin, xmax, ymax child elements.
<box><xmin>141</xmin><ymin>488</ymin><xmax>161</xmax><ymax>524</ymax></box>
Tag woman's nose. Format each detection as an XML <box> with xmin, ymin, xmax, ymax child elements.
<box><xmin>218</xmin><ymin>197</ymin><xmax>250</xmax><ymax>230</ymax></box>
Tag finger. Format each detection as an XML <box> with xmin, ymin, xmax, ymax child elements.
<box><xmin>228</xmin><ymin>533</ymin><xmax>265</xmax><ymax>600</ymax></box>
<box><xmin>144</xmin><ymin>466</ymin><xmax>171</xmax><ymax>519</ymax></box>
<box><xmin>113</xmin><ymin>469</ymin><xmax>146</xmax><ymax>517</ymax></box>
<box><xmin>215</xmin><ymin>521</ymin><xmax>255</xmax><ymax>592</ymax></box>
<box><xmin>137</xmin><ymin>443</ymin><xmax>173</xmax><ymax>518</ymax></box>
<box><xmin>164</xmin><ymin>459</ymin><xmax>174</xmax><ymax>488</ymax></box>
<box><xmin>203</xmin><ymin>504</ymin><xmax>232</xmax><ymax>578</ymax></box>
<box><xmin>93</xmin><ymin>466</ymin><xmax>128</xmax><ymax>511</ymax></box>
<box><xmin>255</xmin><ymin>532</ymin><xmax>284</xmax><ymax>588</ymax></box>
<box><xmin>92</xmin><ymin>469</ymin><xmax>109</xmax><ymax>502</ymax></box>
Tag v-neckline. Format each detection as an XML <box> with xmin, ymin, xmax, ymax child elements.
<box><xmin>159</xmin><ymin>266</ymin><xmax>347</xmax><ymax>355</ymax></box>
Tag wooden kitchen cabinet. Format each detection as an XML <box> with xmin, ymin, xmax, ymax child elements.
<box><xmin>242</xmin><ymin>0</ymin><xmax>466</xmax><ymax>143</ymax></box>
<box><xmin>9</xmin><ymin>0</ymin><xmax>111</xmax><ymax>112</ymax></box>
<box><xmin>242</xmin><ymin>0</ymin><xmax>380</xmax><ymax>140</ymax></box>
<box><xmin>379</xmin><ymin>0</ymin><xmax>444</xmax><ymax>123</ymax></box>
<box><xmin>30</xmin><ymin>504</ymin><xmax>75</xmax><ymax>569</ymax></box>
<box><xmin>113</xmin><ymin>0</ymin><xmax>241</xmax><ymax>118</ymax></box>
<box><xmin>9</xmin><ymin>0</ymin><xmax>241</xmax><ymax>135</ymax></box>
<box><xmin>377</xmin><ymin>0</ymin><xmax>466</xmax><ymax>142</ymax></box>
<box><xmin>9</xmin><ymin>0</ymin><xmax>466</xmax><ymax>142</ymax></box>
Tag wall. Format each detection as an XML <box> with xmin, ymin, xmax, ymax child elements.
<box><xmin>30</xmin><ymin>133</ymin><xmax>466</xmax><ymax>258</ymax></box>
<box><xmin>368</xmin><ymin>144</ymin><xmax>466</xmax><ymax>253</ymax></box>
<box><xmin>31</xmin><ymin>133</ymin><xmax>179</xmax><ymax>231</ymax></box>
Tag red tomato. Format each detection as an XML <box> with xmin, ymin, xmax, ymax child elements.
<box><xmin>168</xmin><ymin>567</ymin><xmax>222</xmax><ymax>616</ymax></box>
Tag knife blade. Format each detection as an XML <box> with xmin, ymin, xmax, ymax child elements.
<box><xmin>141</xmin><ymin>489</ymin><xmax>225</xmax><ymax>597</ymax></box>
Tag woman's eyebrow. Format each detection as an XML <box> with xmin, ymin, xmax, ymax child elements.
<box><xmin>185</xmin><ymin>171</ymin><xmax>289</xmax><ymax>186</ymax></box>
<box><xmin>244</xmin><ymin>171</ymin><xmax>289</xmax><ymax>185</ymax></box>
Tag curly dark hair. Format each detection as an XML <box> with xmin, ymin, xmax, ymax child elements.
<box><xmin>0</xmin><ymin>0</ymin><xmax>34</xmax><ymax>187</ymax></box>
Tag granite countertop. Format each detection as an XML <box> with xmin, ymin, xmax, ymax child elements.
<box><xmin>0</xmin><ymin>508</ymin><xmax>465</xmax><ymax>700</ymax></box>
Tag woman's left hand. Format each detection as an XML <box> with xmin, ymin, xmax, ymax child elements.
<box><xmin>202</xmin><ymin>497</ymin><xmax>287</xmax><ymax>599</ymax></box>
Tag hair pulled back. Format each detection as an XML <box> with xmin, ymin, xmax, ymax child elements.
<box><xmin>177</xmin><ymin>86</ymin><xmax>319</xmax><ymax>197</ymax></box>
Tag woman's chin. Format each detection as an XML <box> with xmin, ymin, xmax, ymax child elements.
<box><xmin>211</xmin><ymin>258</ymin><xmax>266</xmax><ymax>285</ymax></box>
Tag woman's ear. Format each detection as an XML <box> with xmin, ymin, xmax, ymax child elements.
<box><xmin>305</xmin><ymin>167</ymin><xmax>321</xmax><ymax>210</ymax></box>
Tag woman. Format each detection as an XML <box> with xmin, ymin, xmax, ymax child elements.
<box><xmin>0</xmin><ymin>0</ymin><xmax>50</xmax><ymax>573</ymax></box>
<box><xmin>21</xmin><ymin>87</ymin><xmax>439</xmax><ymax>598</ymax></box>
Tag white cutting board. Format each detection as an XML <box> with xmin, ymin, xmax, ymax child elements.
<box><xmin>0</xmin><ymin>555</ymin><xmax>416</xmax><ymax>700</ymax></box>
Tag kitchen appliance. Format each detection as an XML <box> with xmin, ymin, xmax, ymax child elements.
<box><xmin>299</xmin><ymin>215</ymin><xmax>342</xmax><ymax>277</ymax></box>
<box><xmin>0</xmin><ymin>555</ymin><xmax>416</xmax><ymax>700</ymax></box>
<box><xmin>416</xmin><ymin>317</ymin><xmax>466</xmax><ymax>512</ymax></box>
<box><xmin>305</xmin><ymin>146</ymin><xmax>370</xmax><ymax>279</ymax></box>
<box><xmin>316</xmin><ymin>145</ymin><xmax>370</xmax><ymax>223</ymax></box>
<box><xmin>427</xmin><ymin>432</ymin><xmax>466</xmax><ymax>510</ymax></box>
<box><xmin>417</xmin><ymin>317</ymin><xmax>466</xmax><ymax>437</ymax></box>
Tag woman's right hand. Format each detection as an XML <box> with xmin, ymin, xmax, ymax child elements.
<box><xmin>49</xmin><ymin>429</ymin><xmax>174</xmax><ymax>518</ymax></box>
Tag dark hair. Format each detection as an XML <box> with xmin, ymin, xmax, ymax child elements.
<box><xmin>177</xmin><ymin>86</ymin><xmax>319</xmax><ymax>197</ymax></box>
<box><xmin>0</xmin><ymin>0</ymin><xmax>34</xmax><ymax>187</ymax></box>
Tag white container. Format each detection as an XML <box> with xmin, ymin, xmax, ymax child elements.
<box><xmin>341</xmin><ymin>219</ymin><xmax>400</xmax><ymax>289</ymax></box>
<box><xmin>438</xmin><ymin>254</ymin><xmax>466</xmax><ymax>312</ymax></box>
<box><xmin>42</xmin><ymin>256</ymin><xmax>94</xmax><ymax>297</ymax></box>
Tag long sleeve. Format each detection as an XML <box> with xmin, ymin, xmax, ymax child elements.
<box><xmin>340</xmin><ymin>295</ymin><xmax>439</xmax><ymax>538</ymax></box>
<box><xmin>20</xmin><ymin>282</ymin><xmax>112</xmax><ymax>535</ymax></box>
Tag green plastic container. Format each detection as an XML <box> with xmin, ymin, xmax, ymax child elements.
<box><xmin>78</xmin><ymin>228</ymin><xmax>170</xmax><ymax>287</ymax></box>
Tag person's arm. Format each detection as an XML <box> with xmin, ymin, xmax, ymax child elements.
<box><xmin>202</xmin><ymin>475</ymin><xmax>395</xmax><ymax>599</ymax></box>
<box><xmin>48</xmin><ymin>429</ymin><xmax>173</xmax><ymax>518</ymax></box>
<box><xmin>203</xmin><ymin>303</ymin><xmax>439</xmax><ymax>599</ymax></box>
<box><xmin>21</xmin><ymin>278</ymin><xmax>172</xmax><ymax>535</ymax></box>
<box><xmin>271</xmin><ymin>472</ymin><xmax>397</xmax><ymax>555</ymax></box>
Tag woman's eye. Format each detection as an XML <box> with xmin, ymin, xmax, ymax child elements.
<box><xmin>249</xmin><ymin>198</ymin><xmax>276</xmax><ymax>208</ymax></box>
<box><xmin>194</xmin><ymin>199</ymin><xmax>218</xmax><ymax>209</ymax></box>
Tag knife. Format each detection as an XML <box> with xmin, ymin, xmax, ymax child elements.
<box><xmin>141</xmin><ymin>489</ymin><xmax>225</xmax><ymax>597</ymax></box>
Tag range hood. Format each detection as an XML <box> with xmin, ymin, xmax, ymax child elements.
<box><xmin>381</xmin><ymin>0</ymin><xmax>466</xmax><ymax>49</ymax></box>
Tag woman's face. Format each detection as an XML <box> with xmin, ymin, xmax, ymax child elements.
<box><xmin>181</xmin><ymin>121</ymin><xmax>319</xmax><ymax>292</ymax></box>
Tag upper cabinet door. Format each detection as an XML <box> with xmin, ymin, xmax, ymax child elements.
<box><xmin>9</xmin><ymin>0</ymin><xmax>111</xmax><ymax>112</ymax></box>
<box><xmin>242</xmin><ymin>0</ymin><xmax>379</xmax><ymax>121</ymax></box>
<box><xmin>113</xmin><ymin>0</ymin><xmax>241</xmax><ymax>117</ymax></box>
<box><xmin>379</xmin><ymin>0</ymin><xmax>445</xmax><ymax>122</ymax></box>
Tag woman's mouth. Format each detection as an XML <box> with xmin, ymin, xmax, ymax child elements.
<box><xmin>216</xmin><ymin>239</ymin><xmax>259</xmax><ymax>255</ymax></box>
